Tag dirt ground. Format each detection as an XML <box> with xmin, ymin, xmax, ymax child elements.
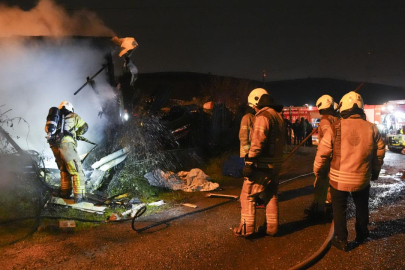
<box><xmin>0</xmin><ymin>147</ymin><xmax>404</xmax><ymax>270</ymax></box>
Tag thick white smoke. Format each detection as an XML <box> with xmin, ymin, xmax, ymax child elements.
<box><xmin>0</xmin><ymin>0</ymin><xmax>115</xmax><ymax>37</ymax></box>
<box><xmin>0</xmin><ymin>1</ymin><xmax>120</xmax><ymax>168</ymax></box>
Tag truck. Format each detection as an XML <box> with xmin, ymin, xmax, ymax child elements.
<box><xmin>378</xmin><ymin>100</ymin><xmax>405</xmax><ymax>153</ymax></box>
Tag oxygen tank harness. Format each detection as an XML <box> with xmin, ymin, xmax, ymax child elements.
<box><xmin>45</xmin><ymin>107</ymin><xmax>73</xmax><ymax>145</ymax></box>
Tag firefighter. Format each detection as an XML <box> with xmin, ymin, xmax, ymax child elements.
<box><xmin>234</xmin><ymin>88</ymin><xmax>285</xmax><ymax>237</ymax></box>
<box><xmin>314</xmin><ymin>91</ymin><xmax>385</xmax><ymax>251</ymax></box>
<box><xmin>46</xmin><ymin>101</ymin><xmax>88</xmax><ymax>203</ymax></box>
<box><xmin>305</xmin><ymin>94</ymin><xmax>339</xmax><ymax>217</ymax></box>
<box><xmin>239</xmin><ymin>106</ymin><xmax>255</xmax><ymax>158</ymax></box>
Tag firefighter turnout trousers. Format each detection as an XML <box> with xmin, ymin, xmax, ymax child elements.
<box><xmin>51</xmin><ymin>142</ymin><xmax>86</xmax><ymax>199</ymax></box>
<box><xmin>238</xmin><ymin>169</ymin><xmax>279</xmax><ymax>236</ymax></box>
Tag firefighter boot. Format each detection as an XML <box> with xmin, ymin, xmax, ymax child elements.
<box><xmin>265</xmin><ymin>195</ymin><xmax>279</xmax><ymax>236</ymax></box>
<box><xmin>331</xmin><ymin>236</ymin><xmax>348</xmax><ymax>251</ymax></box>
<box><xmin>59</xmin><ymin>190</ymin><xmax>72</xmax><ymax>199</ymax></box>
<box><xmin>59</xmin><ymin>171</ymin><xmax>72</xmax><ymax>199</ymax></box>
<box><xmin>233</xmin><ymin>218</ymin><xmax>255</xmax><ymax>238</ymax></box>
<box><xmin>304</xmin><ymin>202</ymin><xmax>325</xmax><ymax>219</ymax></box>
<box><xmin>235</xmin><ymin>177</ymin><xmax>256</xmax><ymax>238</ymax></box>
<box><xmin>74</xmin><ymin>193</ymin><xmax>86</xmax><ymax>204</ymax></box>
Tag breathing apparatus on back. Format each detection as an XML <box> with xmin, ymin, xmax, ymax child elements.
<box><xmin>45</xmin><ymin>101</ymin><xmax>75</xmax><ymax>144</ymax></box>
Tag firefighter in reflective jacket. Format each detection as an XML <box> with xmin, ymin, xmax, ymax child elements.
<box><xmin>239</xmin><ymin>106</ymin><xmax>255</xmax><ymax>157</ymax></box>
<box><xmin>234</xmin><ymin>88</ymin><xmax>285</xmax><ymax>237</ymax></box>
<box><xmin>305</xmin><ymin>94</ymin><xmax>339</xmax><ymax>217</ymax></box>
<box><xmin>45</xmin><ymin>101</ymin><xmax>88</xmax><ymax>203</ymax></box>
<box><xmin>314</xmin><ymin>91</ymin><xmax>385</xmax><ymax>251</ymax></box>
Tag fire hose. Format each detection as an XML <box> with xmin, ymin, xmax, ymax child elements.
<box><xmin>287</xmin><ymin>83</ymin><xmax>366</xmax><ymax>268</ymax></box>
<box><xmin>284</xmin><ymin>127</ymin><xmax>318</xmax><ymax>162</ymax></box>
<box><xmin>1</xmin><ymin>126</ymin><xmax>332</xmax><ymax>267</ymax></box>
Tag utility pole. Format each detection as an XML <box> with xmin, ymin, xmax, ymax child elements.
<box><xmin>262</xmin><ymin>70</ymin><xmax>266</xmax><ymax>87</ymax></box>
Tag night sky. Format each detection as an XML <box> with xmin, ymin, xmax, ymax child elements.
<box><xmin>4</xmin><ymin>1</ymin><xmax>405</xmax><ymax>97</ymax></box>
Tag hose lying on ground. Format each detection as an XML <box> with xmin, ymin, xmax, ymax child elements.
<box><xmin>288</xmin><ymin>221</ymin><xmax>334</xmax><ymax>270</ymax></box>
<box><xmin>131</xmin><ymin>199</ymin><xmax>236</xmax><ymax>233</ymax></box>
<box><xmin>129</xmin><ymin>172</ymin><xmax>316</xmax><ymax>233</ymax></box>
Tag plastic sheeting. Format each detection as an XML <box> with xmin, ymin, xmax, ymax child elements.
<box><xmin>144</xmin><ymin>168</ymin><xmax>219</xmax><ymax>192</ymax></box>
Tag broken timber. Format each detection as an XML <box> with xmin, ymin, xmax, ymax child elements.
<box><xmin>205</xmin><ymin>193</ymin><xmax>238</xmax><ymax>199</ymax></box>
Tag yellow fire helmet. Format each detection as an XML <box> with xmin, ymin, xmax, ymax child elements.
<box><xmin>58</xmin><ymin>101</ymin><xmax>74</xmax><ymax>112</ymax></box>
<box><xmin>316</xmin><ymin>95</ymin><xmax>334</xmax><ymax>110</ymax></box>
<box><xmin>339</xmin><ymin>91</ymin><xmax>364</xmax><ymax>112</ymax></box>
<box><xmin>248</xmin><ymin>88</ymin><xmax>268</xmax><ymax>108</ymax></box>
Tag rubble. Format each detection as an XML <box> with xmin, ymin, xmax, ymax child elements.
<box><xmin>144</xmin><ymin>168</ymin><xmax>219</xmax><ymax>192</ymax></box>
<box><xmin>50</xmin><ymin>196</ymin><xmax>107</xmax><ymax>214</ymax></box>
<box><xmin>178</xmin><ymin>169</ymin><xmax>219</xmax><ymax>192</ymax></box>
<box><xmin>121</xmin><ymin>203</ymin><xmax>147</xmax><ymax>218</ymax></box>
<box><xmin>182</xmin><ymin>203</ymin><xmax>198</xmax><ymax>208</ymax></box>
<box><xmin>91</xmin><ymin>147</ymin><xmax>130</xmax><ymax>171</ymax></box>
<box><xmin>148</xmin><ymin>200</ymin><xmax>165</xmax><ymax>206</ymax></box>
<box><xmin>205</xmin><ymin>193</ymin><xmax>238</xmax><ymax>199</ymax></box>
<box><xmin>144</xmin><ymin>169</ymin><xmax>184</xmax><ymax>190</ymax></box>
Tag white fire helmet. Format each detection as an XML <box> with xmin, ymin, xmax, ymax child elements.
<box><xmin>339</xmin><ymin>91</ymin><xmax>364</xmax><ymax>112</ymax></box>
<box><xmin>248</xmin><ymin>88</ymin><xmax>268</xmax><ymax>108</ymax></box>
<box><xmin>316</xmin><ymin>95</ymin><xmax>334</xmax><ymax>110</ymax></box>
<box><xmin>58</xmin><ymin>101</ymin><xmax>74</xmax><ymax>112</ymax></box>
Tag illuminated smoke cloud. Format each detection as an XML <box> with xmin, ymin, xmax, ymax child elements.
<box><xmin>0</xmin><ymin>0</ymin><xmax>115</xmax><ymax>37</ymax></box>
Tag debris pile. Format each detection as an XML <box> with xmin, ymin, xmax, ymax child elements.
<box><xmin>144</xmin><ymin>168</ymin><xmax>219</xmax><ymax>192</ymax></box>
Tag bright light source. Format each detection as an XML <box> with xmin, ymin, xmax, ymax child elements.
<box><xmin>394</xmin><ymin>111</ymin><xmax>405</xmax><ymax>119</ymax></box>
<box><xmin>308</xmin><ymin>106</ymin><xmax>313</xmax><ymax>110</ymax></box>
<box><xmin>124</xmin><ymin>112</ymin><xmax>129</xmax><ymax>121</ymax></box>
<box><xmin>381</xmin><ymin>106</ymin><xmax>386</xmax><ymax>111</ymax></box>
<box><xmin>388</xmin><ymin>105</ymin><xmax>394</xmax><ymax>111</ymax></box>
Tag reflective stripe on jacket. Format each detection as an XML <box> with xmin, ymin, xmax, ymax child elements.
<box><xmin>314</xmin><ymin>114</ymin><xmax>385</xmax><ymax>192</ymax></box>
<box><xmin>239</xmin><ymin>113</ymin><xmax>255</xmax><ymax>157</ymax></box>
<box><xmin>61</xmin><ymin>113</ymin><xmax>87</xmax><ymax>145</ymax></box>
<box><xmin>248</xmin><ymin>107</ymin><xmax>285</xmax><ymax>173</ymax></box>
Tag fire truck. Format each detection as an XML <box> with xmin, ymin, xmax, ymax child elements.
<box><xmin>282</xmin><ymin>101</ymin><xmax>405</xmax><ymax>152</ymax></box>
<box><xmin>378</xmin><ymin>100</ymin><xmax>405</xmax><ymax>153</ymax></box>
<box><xmin>282</xmin><ymin>105</ymin><xmax>321</xmax><ymax>144</ymax></box>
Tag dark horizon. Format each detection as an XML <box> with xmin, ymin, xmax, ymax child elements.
<box><xmin>4</xmin><ymin>1</ymin><xmax>405</xmax><ymax>90</ymax></box>
<box><xmin>135</xmin><ymin>72</ymin><xmax>405</xmax><ymax>107</ymax></box>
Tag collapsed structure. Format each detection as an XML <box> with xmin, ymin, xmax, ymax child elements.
<box><xmin>0</xmin><ymin>35</ymin><xmax>228</xmax><ymax>214</ymax></box>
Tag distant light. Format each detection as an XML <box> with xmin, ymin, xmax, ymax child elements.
<box><xmin>381</xmin><ymin>106</ymin><xmax>386</xmax><ymax>112</ymax></box>
<box><xmin>394</xmin><ymin>111</ymin><xmax>405</xmax><ymax>119</ymax></box>
<box><xmin>308</xmin><ymin>106</ymin><xmax>313</xmax><ymax>110</ymax></box>
<box><xmin>388</xmin><ymin>105</ymin><xmax>394</xmax><ymax>111</ymax></box>
<box><xmin>124</xmin><ymin>112</ymin><xmax>129</xmax><ymax>121</ymax></box>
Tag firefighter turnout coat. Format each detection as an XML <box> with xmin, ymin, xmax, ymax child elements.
<box><xmin>49</xmin><ymin>112</ymin><xmax>88</xmax><ymax>198</ymax></box>
<box><xmin>248</xmin><ymin>107</ymin><xmax>285</xmax><ymax>173</ymax></box>
<box><xmin>317</xmin><ymin>114</ymin><xmax>338</xmax><ymax>142</ymax></box>
<box><xmin>314</xmin><ymin>114</ymin><xmax>385</xmax><ymax>192</ymax></box>
<box><xmin>312</xmin><ymin>114</ymin><xmax>338</xmax><ymax>205</ymax></box>
<box><xmin>239</xmin><ymin>113</ymin><xmax>255</xmax><ymax>157</ymax></box>
<box><xmin>237</xmin><ymin>107</ymin><xmax>285</xmax><ymax>236</ymax></box>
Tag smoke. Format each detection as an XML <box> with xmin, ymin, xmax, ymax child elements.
<box><xmin>0</xmin><ymin>1</ymin><xmax>121</xmax><ymax>168</ymax></box>
<box><xmin>0</xmin><ymin>0</ymin><xmax>115</xmax><ymax>37</ymax></box>
<box><xmin>0</xmin><ymin>37</ymin><xmax>119</xmax><ymax>167</ymax></box>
